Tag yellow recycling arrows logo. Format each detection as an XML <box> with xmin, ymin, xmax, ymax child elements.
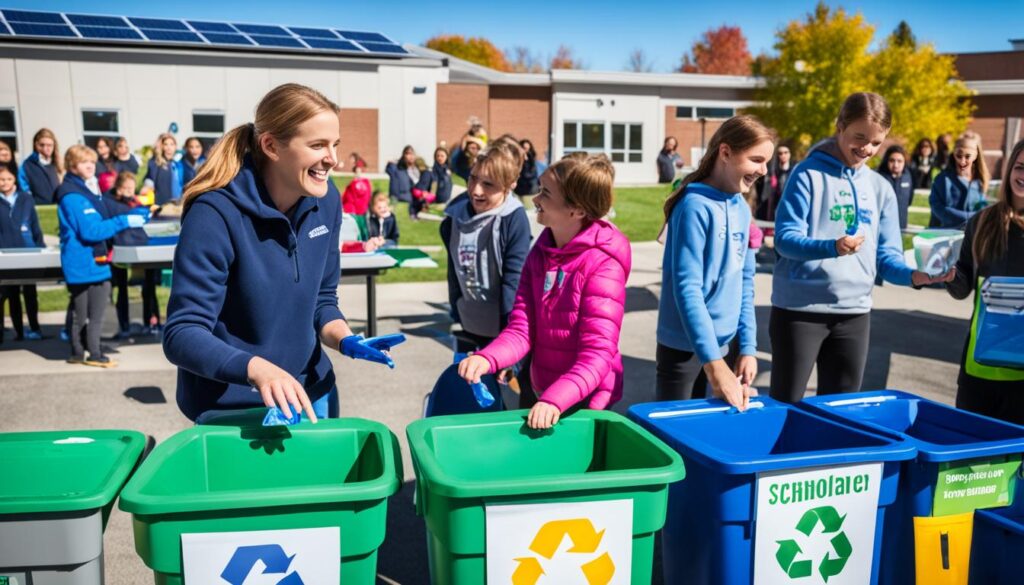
<box><xmin>511</xmin><ymin>518</ymin><xmax>616</xmax><ymax>585</ymax></box>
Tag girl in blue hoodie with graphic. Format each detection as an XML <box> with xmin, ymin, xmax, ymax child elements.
<box><xmin>770</xmin><ymin>93</ymin><xmax>953</xmax><ymax>403</ymax></box>
<box><xmin>141</xmin><ymin>133</ymin><xmax>184</xmax><ymax>205</ymax></box>
<box><xmin>656</xmin><ymin>116</ymin><xmax>773</xmax><ymax>410</ymax></box>
<box><xmin>58</xmin><ymin>145</ymin><xmax>149</xmax><ymax>367</ymax></box>
<box><xmin>929</xmin><ymin>132</ymin><xmax>990</xmax><ymax>229</ymax></box>
<box><xmin>163</xmin><ymin>83</ymin><xmax>402</xmax><ymax>424</ymax></box>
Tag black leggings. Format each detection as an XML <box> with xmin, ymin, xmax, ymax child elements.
<box><xmin>111</xmin><ymin>267</ymin><xmax>160</xmax><ymax>331</ymax></box>
<box><xmin>1</xmin><ymin>285</ymin><xmax>23</xmax><ymax>340</ymax></box>
<box><xmin>655</xmin><ymin>340</ymin><xmax>739</xmax><ymax>402</ymax></box>
<box><xmin>768</xmin><ymin>307</ymin><xmax>871</xmax><ymax>403</ymax></box>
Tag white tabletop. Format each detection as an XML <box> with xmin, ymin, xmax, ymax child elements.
<box><xmin>0</xmin><ymin>247</ymin><xmax>61</xmax><ymax>269</ymax></box>
<box><xmin>340</xmin><ymin>252</ymin><xmax>397</xmax><ymax>270</ymax></box>
<box><xmin>112</xmin><ymin>244</ymin><xmax>176</xmax><ymax>264</ymax></box>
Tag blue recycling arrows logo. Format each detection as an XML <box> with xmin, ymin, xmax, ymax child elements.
<box><xmin>220</xmin><ymin>544</ymin><xmax>305</xmax><ymax>585</ymax></box>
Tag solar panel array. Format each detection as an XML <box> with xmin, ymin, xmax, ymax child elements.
<box><xmin>0</xmin><ymin>8</ymin><xmax>409</xmax><ymax>57</ymax></box>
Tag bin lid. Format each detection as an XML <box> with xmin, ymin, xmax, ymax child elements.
<box><xmin>975</xmin><ymin>506</ymin><xmax>1024</xmax><ymax>536</ymax></box>
<box><xmin>119</xmin><ymin>417</ymin><xmax>402</xmax><ymax>516</ymax></box>
<box><xmin>406</xmin><ymin>409</ymin><xmax>684</xmax><ymax>498</ymax></box>
<box><xmin>0</xmin><ymin>430</ymin><xmax>146</xmax><ymax>515</ymax></box>
<box><xmin>628</xmin><ymin>398</ymin><xmax>916</xmax><ymax>475</ymax></box>
<box><xmin>799</xmin><ymin>390</ymin><xmax>1024</xmax><ymax>463</ymax></box>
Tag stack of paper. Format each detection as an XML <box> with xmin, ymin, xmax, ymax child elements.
<box><xmin>982</xmin><ymin>277</ymin><xmax>1024</xmax><ymax>314</ymax></box>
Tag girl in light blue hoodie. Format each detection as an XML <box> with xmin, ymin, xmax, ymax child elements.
<box><xmin>770</xmin><ymin>92</ymin><xmax>953</xmax><ymax>403</ymax></box>
<box><xmin>656</xmin><ymin>115</ymin><xmax>775</xmax><ymax>410</ymax></box>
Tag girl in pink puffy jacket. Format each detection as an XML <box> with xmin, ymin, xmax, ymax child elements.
<box><xmin>459</xmin><ymin>154</ymin><xmax>631</xmax><ymax>429</ymax></box>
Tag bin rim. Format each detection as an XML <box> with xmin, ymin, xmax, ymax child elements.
<box><xmin>627</xmin><ymin>398</ymin><xmax>917</xmax><ymax>475</ymax></box>
<box><xmin>118</xmin><ymin>417</ymin><xmax>402</xmax><ymax>516</ymax></box>
<box><xmin>0</xmin><ymin>429</ymin><xmax>146</xmax><ymax>515</ymax></box>
<box><xmin>405</xmin><ymin>409</ymin><xmax>685</xmax><ymax>499</ymax></box>
<box><xmin>974</xmin><ymin>507</ymin><xmax>1024</xmax><ymax>536</ymax></box>
<box><xmin>799</xmin><ymin>389</ymin><xmax>1024</xmax><ymax>463</ymax></box>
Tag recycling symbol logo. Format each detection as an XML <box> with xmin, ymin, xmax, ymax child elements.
<box><xmin>775</xmin><ymin>506</ymin><xmax>852</xmax><ymax>582</ymax></box>
<box><xmin>511</xmin><ymin>518</ymin><xmax>615</xmax><ymax>585</ymax></box>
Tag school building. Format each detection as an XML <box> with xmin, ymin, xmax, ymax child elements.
<box><xmin>0</xmin><ymin>9</ymin><xmax>1020</xmax><ymax>185</ymax></box>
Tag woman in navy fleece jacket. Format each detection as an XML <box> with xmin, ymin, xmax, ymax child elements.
<box><xmin>163</xmin><ymin>84</ymin><xmax>398</xmax><ymax>423</ymax></box>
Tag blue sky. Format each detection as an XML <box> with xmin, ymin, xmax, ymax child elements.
<box><xmin>20</xmin><ymin>1</ymin><xmax>1024</xmax><ymax>71</ymax></box>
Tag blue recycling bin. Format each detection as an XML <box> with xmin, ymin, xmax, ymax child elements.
<box><xmin>799</xmin><ymin>390</ymin><xmax>1024</xmax><ymax>584</ymax></box>
<box><xmin>969</xmin><ymin>506</ymin><xmax>1024</xmax><ymax>584</ymax></box>
<box><xmin>628</xmin><ymin>397</ymin><xmax>915</xmax><ymax>585</ymax></box>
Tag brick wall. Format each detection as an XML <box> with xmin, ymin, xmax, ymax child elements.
<box><xmin>436</xmin><ymin>83</ymin><xmax>489</xmax><ymax>153</ymax></box>
<box><xmin>488</xmin><ymin>85</ymin><xmax>552</xmax><ymax>161</ymax></box>
<box><xmin>663</xmin><ymin>106</ymin><xmax>726</xmax><ymax>166</ymax></box>
<box><xmin>340</xmin><ymin>108</ymin><xmax>379</xmax><ymax>173</ymax></box>
<box><xmin>967</xmin><ymin>117</ymin><xmax>1013</xmax><ymax>177</ymax></box>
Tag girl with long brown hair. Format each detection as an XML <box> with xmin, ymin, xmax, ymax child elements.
<box><xmin>656</xmin><ymin>115</ymin><xmax>774</xmax><ymax>409</ymax></box>
<box><xmin>21</xmin><ymin>128</ymin><xmax>62</xmax><ymax>204</ymax></box>
<box><xmin>163</xmin><ymin>83</ymin><xmax>402</xmax><ymax>424</ymax></box>
<box><xmin>945</xmin><ymin>138</ymin><xmax>1024</xmax><ymax>424</ymax></box>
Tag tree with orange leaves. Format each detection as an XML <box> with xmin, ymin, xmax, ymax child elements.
<box><xmin>679</xmin><ymin>25</ymin><xmax>752</xmax><ymax>75</ymax></box>
<box><xmin>550</xmin><ymin>45</ymin><xmax>585</xmax><ymax>70</ymax></box>
<box><xmin>425</xmin><ymin>35</ymin><xmax>511</xmax><ymax>71</ymax></box>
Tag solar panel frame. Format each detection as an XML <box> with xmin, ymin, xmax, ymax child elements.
<box><xmin>128</xmin><ymin>17</ymin><xmax>190</xmax><ymax>31</ymax></box>
<box><xmin>248</xmin><ymin>34</ymin><xmax>304</xmax><ymax>48</ymax></box>
<box><xmin>76</xmin><ymin>26</ymin><xmax>143</xmax><ymax>40</ymax></box>
<box><xmin>1</xmin><ymin>9</ymin><xmax>411</xmax><ymax>59</ymax></box>
<box><xmin>337</xmin><ymin>30</ymin><xmax>391</xmax><ymax>43</ymax></box>
<box><xmin>65</xmin><ymin>14</ymin><xmax>129</xmax><ymax>27</ymax></box>
<box><xmin>301</xmin><ymin>38</ymin><xmax>363</xmax><ymax>52</ymax></box>
<box><xmin>188</xmin><ymin>21</ymin><xmax>236</xmax><ymax>33</ymax></box>
<box><xmin>139</xmin><ymin>28</ymin><xmax>205</xmax><ymax>43</ymax></box>
<box><xmin>287</xmin><ymin>27</ymin><xmax>338</xmax><ymax>39</ymax></box>
<box><xmin>354</xmin><ymin>41</ymin><xmax>409</xmax><ymax>55</ymax></box>
<box><xmin>200</xmin><ymin>32</ymin><xmax>254</xmax><ymax>46</ymax></box>
<box><xmin>8</xmin><ymin>22</ymin><xmax>78</xmax><ymax>38</ymax></box>
<box><xmin>2</xmin><ymin>10</ymin><xmax>66</xmax><ymax>24</ymax></box>
<box><xmin>232</xmin><ymin>23</ymin><xmax>289</xmax><ymax>36</ymax></box>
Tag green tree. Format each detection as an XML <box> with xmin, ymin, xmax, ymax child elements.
<box><xmin>424</xmin><ymin>35</ymin><xmax>511</xmax><ymax>71</ymax></box>
<box><xmin>750</xmin><ymin>3</ymin><xmax>973</xmax><ymax>153</ymax></box>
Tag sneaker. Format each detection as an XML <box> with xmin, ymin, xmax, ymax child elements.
<box><xmin>24</xmin><ymin>330</ymin><xmax>43</xmax><ymax>341</ymax></box>
<box><xmin>113</xmin><ymin>330</ymin><xmax>133</xmax><ymax>340</ymax></box>
<box><xmin>67</xmin><ymin>355</ymin><xmax>86</xmax><ymax>365</ymax></box>
<box><xmin>83</xmin><ymin>355</ymin><xmax>118</xmax><ymax>368</ymax></box>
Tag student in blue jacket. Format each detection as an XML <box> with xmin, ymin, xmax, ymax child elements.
<box><xmin>384</xmin><ymin>145</ymin><xmax>417</xmax><ymax>205</ymax></box>
<box><xmin>929</xmin><ymin>133</ymin><xmax>990</xmax><ymax>229</ymax></box>
<box><xmin>104</xmin><ymin>172</ymin><xmax>160</xmax><ymax>338</ymax></box>
<box><xmin>656</xmin><ymin>116</ymin><xmax>773</xmax><ymax>410</ymax></box>
<box><xmin>112</xmin><ymin>137</ymin><xmax>141</xmax><ymax>175</ymax></box>
<box><xmin>875</xmin><ymin>144</ymin><xmax>914</xmax><ymax>230</ymax></box>
<box><xmin>433</xmin><ymin>146</ymin><xmax>453</xmax><ymax>204</ymax></box>
<box><xmin>58</xmin><ymin>145</ymin><xmax>149</xmax><ymax>367</ymax></box>
<box><xmin>20</xmin><ymin>128</ymin><xmax>62</xmax><ymax>205</ymax></box>
<box><xmin>181</xmin><ymin>136</ymin><xmax>206</xmax><ymax>186</ymax></box>
<box><xmin>0</xmin><ymin>163</ymin><xmax>44</xmax><ymax>340</ymax></box>
<box><xmin>770</xmin><ymin>93</ymin><xmax>953</xmax><ymax>403</ymax></box>
<box><xmin>141</xmin><ymin>133</ymin><xmax>184</xmax><ymax>205</ymax></box>
<box><xmin>163</xmin><ymin>83</ymin><xmax>402</xmax><ymax>424</ymax></box>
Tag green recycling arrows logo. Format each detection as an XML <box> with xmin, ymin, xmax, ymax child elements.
<box><xmin>775</xmin><ymin>506</ymin><xmax>852</xmax><ymax>582</ymax></box>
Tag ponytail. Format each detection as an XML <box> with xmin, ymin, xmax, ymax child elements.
<box><xmin>663</xmin><ymin>115</ymin><xmax>774</xmax><ymax>222</ymax></box>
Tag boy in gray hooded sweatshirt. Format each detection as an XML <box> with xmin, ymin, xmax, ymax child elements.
<box><xmin>770</xmin><ymin>93</ymin><xmax>954</xmax><ymax>403</ymax></box>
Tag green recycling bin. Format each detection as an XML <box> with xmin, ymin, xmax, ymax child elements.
<box><xmin>407</xmin><ymin>409</ymin><xmax>685</xmax><ymax>584</ymax></box>
<box><xmin>119</xmin><ymin>416</ymin><xmax>402</xmax><ymax>584</ymax></box>
<box><xmin>0</xmin><ymin>430</ymin><xmax>147</xmax><ymax>585</ymax></box>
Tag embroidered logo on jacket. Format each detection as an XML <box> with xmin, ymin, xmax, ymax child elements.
<box><xmin>308</xmin><ymin>225</ymin><xmax>329</xmax><ymax>239</ymax></box>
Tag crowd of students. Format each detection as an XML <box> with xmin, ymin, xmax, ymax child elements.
<box><xmin>0</xmin><ymin>84</ymin><xmax>1020</xmax><ymax>427</ymax></box>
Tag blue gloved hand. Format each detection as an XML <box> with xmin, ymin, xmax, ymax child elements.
<box><xmin>453</xmin><ymin>352</ymin><xmax>495</xmax><ymax>407</ymax></box>
<box><xmin>129</xmin><ymin>207</ymin><xmax>152</xmax><ymax>219</ymax></box>
<box><xmin>126</xmin><ymin>214</ymin><xmax>147</xmax><ymax>228</ymax></box>
<box><xmin>340</xmin><ymin>333</ymin><xmax>406</xmax><ymax>368</ymax></box>
<box><xmin>263</xmin><ymin>407</ymin><xmax>301</xmax><ymax>426</ymax></box>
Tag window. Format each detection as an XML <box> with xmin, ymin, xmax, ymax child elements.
<box><xmin>0</xmin><ymin>109</ymin><xmax>16</xmax><ymax>153</ymax></box>
<box><xmin>610</xmin><ymin>123</ymin><xmax>643</xmax><ymax>163</ymax></box>
<box><xmin>675</xmin><ymin>105</ymin><xmax>736</xmax><ymax>120</ymax></box>
<box><xmin>563</xmin><ymin>121</ymin><xmax>605</xmax><ymax>155</ymax></box>
<box><xmin>81</xmin><ymin>109</ymin><xmax>119</xmax><ymax>149</ymax></box>
<box><xmin>192</xmin><ymin>111</ymin><xmax>225</xmax><ymax>151</ymax></box>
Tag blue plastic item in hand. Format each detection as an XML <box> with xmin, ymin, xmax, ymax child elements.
<box><xmin>340</xmin><ymin>333</ymin><xmax>407</xmax><ymax>368</ymax></box>
<box><xmin>453</xmin><ymin>352</ymin><xmax>495</xmax><ymax>408</ymax></box>
<box><xmin>262</xmin><ymin>407</ymin><xmax>300</xmax><ymax>426</ymax></box>
<box><xmin>129</xmin><ymin>207</ymin><xmax>151</xmax><ymax>219</ymax></box>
